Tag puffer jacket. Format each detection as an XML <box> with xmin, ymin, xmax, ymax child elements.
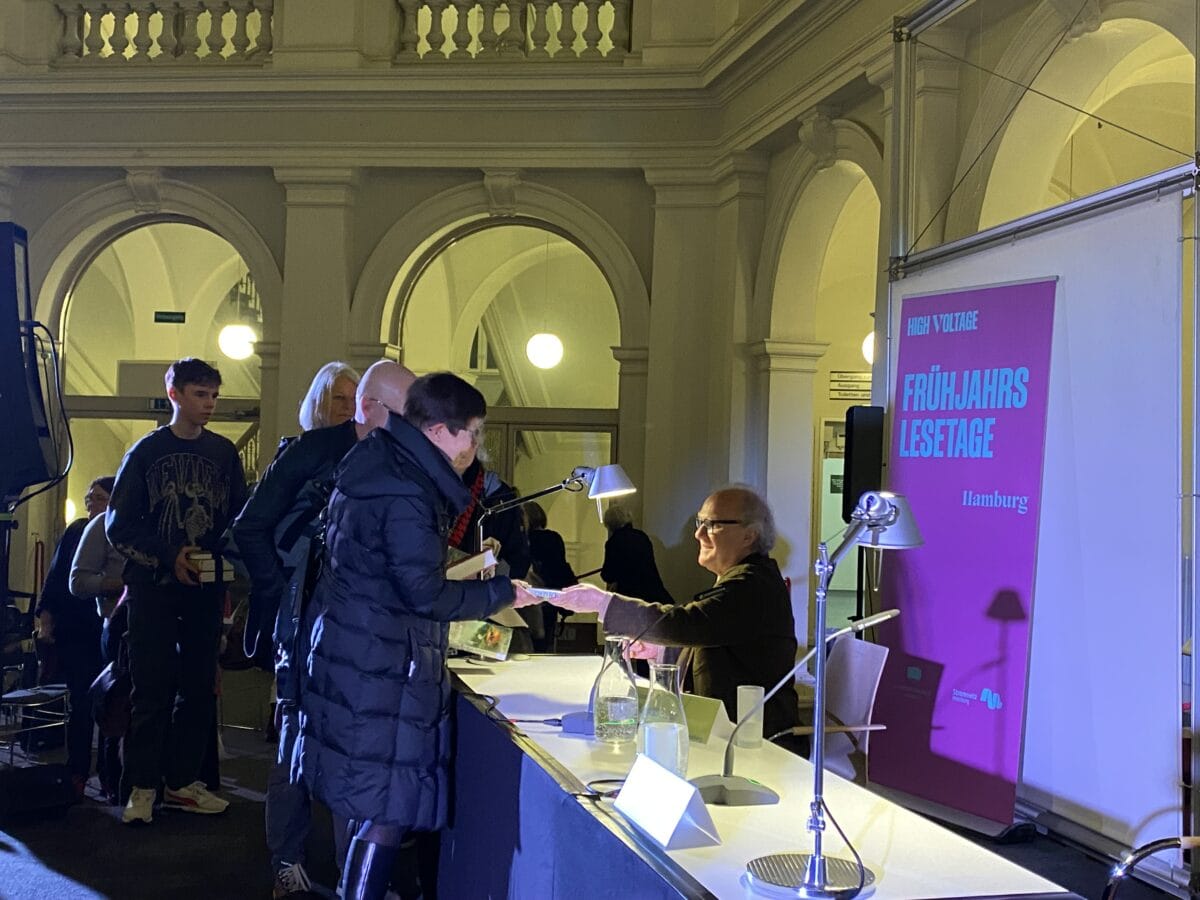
<box><xmin>293</xmin><ymin>414</ymin><xmax>515</xmax><ymax>829</ymax></box>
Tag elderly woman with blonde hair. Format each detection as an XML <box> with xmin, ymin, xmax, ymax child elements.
<box><xmin>298</xmin><ymin>361</ymin><xmax>360</xmax><ymax>432</ymax></box>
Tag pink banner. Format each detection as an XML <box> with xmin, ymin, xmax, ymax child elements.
<box><xmin>871</xmin><ymin>279</ymin><xmax>1056</xmax><ymax>826</ymax></box>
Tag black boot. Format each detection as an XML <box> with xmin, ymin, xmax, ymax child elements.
<box><xmin>340</xmin><ymin>837</ymin><xmax>399</xmax><ymax>900</ymax></box>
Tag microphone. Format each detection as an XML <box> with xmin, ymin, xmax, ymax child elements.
<box><xmin>689</xmin><ymin>607</ymin><xmax>900</xmax><ymax>806</ymax></box>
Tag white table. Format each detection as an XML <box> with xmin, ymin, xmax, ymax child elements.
<box><xmin>446</xmin><ymin>655</ymin><xmax>1076</xmax><ymax>899</ymax></box>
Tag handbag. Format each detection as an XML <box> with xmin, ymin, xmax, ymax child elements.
<box><xmin>88</xmin><ymin>660</ymin><xmax>131</xmax><ymax>739</ymax></box>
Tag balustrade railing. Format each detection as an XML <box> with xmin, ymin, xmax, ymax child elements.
<box><xmin>395</xmin><ymin>0</ymin><xmax>631</xmax><ymax>61</ymax></box>
<box><xmin>54</xmin><ymin>2</ymin><xmax>274</xmax><ymax>64</ymax></box>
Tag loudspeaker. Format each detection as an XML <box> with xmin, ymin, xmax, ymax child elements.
<box><xmin>842</xmin><ymin>406</ymin><xmax>884</xmax><ymax>523</ymax></box>
<box><xmin>0</xmin><ymin>223</ymin><xmax>54</xmax><ymax>498</ymax></box>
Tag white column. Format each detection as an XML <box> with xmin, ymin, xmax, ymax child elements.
<box><xmin>611</xmin><ymin>345</ymin><xmax>647</xmax><ymax>515</ymax></box>
<box><xmin>255</xmin><ymin>339</ymin><xmax>281</xmax><ymax>471</ymax></box>
<box><xmin>641</xmin><ymin>169</ymin><xmax>732</xmax><ymax>601</ymax></box>
<box><xmin>747</xmin><ymin>338</ymin><xmax>828</xmax><ymax>648</ymax></box>
<box><xmin>272</xmin><ymin>167</ymin><xmax>358</xmax><ymax>446</ymax></box>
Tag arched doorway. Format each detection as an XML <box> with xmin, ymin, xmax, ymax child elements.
<box><xmin>762</xmin><ymin>156</ymin><xmax>882</xmax><ymax>641</ymax></box>
<box><xmin>60</xmin><ymin>222</ymin><xmax>261</xmax><ymax>523</ymax></box>
<box><xmin>396</xmin><ymin>220</ymin><xmax>621</xmax><ymax>576</ymax></box>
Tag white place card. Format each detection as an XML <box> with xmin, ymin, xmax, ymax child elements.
<box><xmin>614</xmin><ymin>754</ymin><xmax>721</xmax><ymax>850</ymax></box>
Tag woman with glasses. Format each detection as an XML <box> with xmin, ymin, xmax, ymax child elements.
<box><xmin>294</xmin><ymin>372</ymin><xmax>538</xmax><ymax>900</ymax></box>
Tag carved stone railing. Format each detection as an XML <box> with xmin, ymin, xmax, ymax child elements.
<box><xmin>234</xmin><ymin>420</ymin><xmax>261</xmax><ymax>482</ymax></box>
<box><xmin>395</xmin><ymin>0</ymin><xmax>631</xmax><ymax>61</ymax></box>
<box><xmin>53</xmin><ymin>2</ymin><xmax>274</xmax><ymax>64</ymax></box>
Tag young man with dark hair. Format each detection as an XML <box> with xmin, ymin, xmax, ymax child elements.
<box><xmin>106</xmin><ymin>357</ymin><xmax>247</xmax><ymax>825</ymax></box>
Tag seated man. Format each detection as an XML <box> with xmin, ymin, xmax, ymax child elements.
<box><xmin>557</xmin><ymin>485</ymin><xmax>800</xmax><ymax>740</ymax></box>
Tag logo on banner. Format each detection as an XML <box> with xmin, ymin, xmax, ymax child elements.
<box><xmin>951</xmin><ymin>687</ymin><xmax>1004</xmax><ymax>711</ymax></box>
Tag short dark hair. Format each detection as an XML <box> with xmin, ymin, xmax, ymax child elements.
<box><xmin>404</xmin><ymin>372</ymin><xmax>486</xmax><ymax>433</ymax></box>
<box><xmin>525</xmin><ymin>501</ymin><xmax>547</xmax><ymax>531</ymax></box>
<box><xmin>165</xmin><ymin>358</ymin><xmax>222</xmax><ymax>393</ymax></box>
<box><xmin>89</xmin><ymin>475</ymin><xmax>116</xmax><ymax>495</ymax></box>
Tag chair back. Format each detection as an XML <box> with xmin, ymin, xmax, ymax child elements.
<box><xmin>823</xmin><ymin>635</ymin><xmax>889</xmax><ymax>782</ymax></box>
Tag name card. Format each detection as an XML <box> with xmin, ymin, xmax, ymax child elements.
<box><xmin>614</xmin><ymin>754</ymin><xmax>720</xmax><ymax>850</ymax></box>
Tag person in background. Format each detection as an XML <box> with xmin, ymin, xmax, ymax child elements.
<box><xmin>448</xmin><ymin>454</ymin><xmax>533</xmax><ymax>649</ymax></box>
<box><xmin>35</xmin><ymin>476</ymin><xmax>114</xmax><ymax>798</ymax></box>
<box><xmin>68</xmin><ymin>484</ymin><xmax>126</xmax><ymax>803</ymax></box>
<box><xmin>600</xmin><ymin>502</ymin><xmax>674</xmax><ymax>607</ymax></box>
<box><xmin>524</xmin><ymin>501</ymin><xmax>577</xmax><ymax>652</ymax></box>
<box><xmin>297</xmin><ymin>361</ymin><xmax>360</xmax><ymax>434</ymax></box>
<box><xmin>106</xmin><ymin>357</ymin><xmax>247</xmax><ymax>826</ymax></box>
<box><xmin>293</xmin><ymin>372</ymin><xmax>539</xmax><ymax>900</ymax></box>
<box><xmin>556</xmin><ymin>486</ymin><xmax>800</xmax><ymax>742</ymax></box>
<box><xmin>234</xmin><ymin>360</ymin><xmax>414</xmax><ymax>900</ymax></box>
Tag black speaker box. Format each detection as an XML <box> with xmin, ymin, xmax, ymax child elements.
<box><xmin>0</xmin><ymin>222</ymin><xmax>55</xmax><ymax>498</ymax></box>
<box><xmin>0</xmin><ymin>763</ymin><xmax>76</xmax><ymax>822</ymax></box>
<box><xmin>842</xmin><ymin>405</ymin><xmax>884</xmax><ymax>523</ymax></box>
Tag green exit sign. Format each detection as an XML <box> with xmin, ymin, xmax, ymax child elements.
<box><xmin>154</xmin><ymin>310</ymin><xmax>186</xmax><ymax>324</ymax></box>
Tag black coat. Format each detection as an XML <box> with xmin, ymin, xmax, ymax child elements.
<box><xmin>603</xmin><ymin>553</ymin><xmax>799</xmax><ymax>739</ymax></box>
<box><xmin>294</xmin><ymin>415</ymin><xmax>515</xmax><ymax>830</ymax></box>
<box><xmin>601</xmin><ymin>523</ymin><xmax>674</xmax><ymax>606</ymax></box>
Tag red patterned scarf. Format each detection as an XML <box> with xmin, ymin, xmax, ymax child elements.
<box><xmin>448</xmin><ymin>466</ymin><xmax>486</xmax><ymax>550</ymax></box>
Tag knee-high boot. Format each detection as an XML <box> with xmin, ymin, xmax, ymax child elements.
<box><xmin>339</xmin><ymin>837</ymin><xmax>399</xmax><ymax>900</ymax></box>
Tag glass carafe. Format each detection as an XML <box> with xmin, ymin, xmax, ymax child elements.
<box><xmin>636</xmin><ymin>662</ymin><xmax>689</xmax><ymax>778</ymax></box>
<box><xmin>592</xmin><ymin>636</ymin><xmax>638</xmax><ymax>744</ymax></box>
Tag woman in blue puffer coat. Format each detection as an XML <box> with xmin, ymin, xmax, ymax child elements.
<box><xmin>293</xmin><ymin>372</ymin><xmax>536</xmax><ymax>900</ymax></box>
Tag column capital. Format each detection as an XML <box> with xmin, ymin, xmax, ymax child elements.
<box><xmin>611</xmin><ymin>345</ymin><xmax>648</xmax><ymax>374</ymax></box>
<box><xmin>645</xmin><ymin>153</ymin><xmax>769</xmax><ymax>208</ymax></box>
<box><xmin>348</xmin><ymin>340</ymin><xmax>388</xmax><ymax>372</ymax></box>
<box><xmin>747</xmin><ymin>339</ymin><xmax>829</xmax><ymax>373</ymax></box>
<box><xmin>274</xmin><ymin>167</ymin><xmax>360</xmax><ymax>206</ymax></box>
<box><xmin>0</xmin><ymin>167</ymin><xmax>17</xmax><ymax>219</ymax></box>
<box><xmin>255</xmin><ymin>339</ymin><xmax>282</xmax><ymax>367</ymax></box>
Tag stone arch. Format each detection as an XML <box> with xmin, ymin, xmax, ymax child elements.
<box><xmin>944</xmin><ymin>0</ymin><xmax>1194</xmax><ymax>237</ymax></box>
<box><xmin>31</xmin><ymin>174</ymin><xmax>282</xmax><ymax>343</ymax></box>
<box><xmin>752</xmin><ymin>119</ymin><xmax>884</xmax><ymax>342</ymax></box>
<box><xmin>349</xmin><ymin>177</ymin><xmax>649</xmax><ymax>354</ymax></box>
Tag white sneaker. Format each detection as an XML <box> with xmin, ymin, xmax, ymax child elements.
<box><xmin>122</xmin><ymin>787</ymin><xmax>156</xmax><ymax>825</ymax></box>
<box><xmin>272</xmin><ymin>861</ymin><xmax>312</xmax><ymax>898</ymax></box>
<box><xmin>163</xmin><ymin>781</ymin><xmax>229</xmax><ymax>815</ymax></box>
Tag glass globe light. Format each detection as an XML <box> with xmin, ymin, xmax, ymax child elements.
<box><xmin>218</xmin><ymin>323</ymin><xmax>257</xmax><ymax>361</ymax></box>
<box><xmin>526</xmin><ymin>333</ymin><xmax>564</xmax><ymax>369</ymax></box>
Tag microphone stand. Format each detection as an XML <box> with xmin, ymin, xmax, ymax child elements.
<box><xmin>690</xmin><ymin>608</ymin><xmax>898</xmax><ymax>806</ymax></box>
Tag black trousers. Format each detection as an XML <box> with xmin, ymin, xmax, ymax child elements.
<box><xmin>121</xmin><ymin>582</ymin><xmax>222</xmax><ymax>796</ymax></box>
<box><xmin>58</xmin><ymin>632</ymin><xmax>102</xmax><ymax>780</ymax></box>
<box><xmin>98</xmin><ymin>610</ymin><xmax>127</xmax><ymax>795</ymax></box>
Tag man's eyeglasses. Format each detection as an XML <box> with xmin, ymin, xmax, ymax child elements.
<box><xmin>463</xmin><ymin>424</ymin><xmax>485</xmax><ymax>445</ymax></box>
<box><xmin>695</xmin><ymin>517</ymin><xmax>744</xmax><ymax>533</ymax></box>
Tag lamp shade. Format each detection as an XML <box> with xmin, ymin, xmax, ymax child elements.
<box><xmin>853</xmin><ymin>490</ymin><xmax>923</xmax><ymax>550</ymax></box>
<box><xmin>584</xmin><ymin>464</ymin><xmax>636</xmax><ymax>500</ymax></box>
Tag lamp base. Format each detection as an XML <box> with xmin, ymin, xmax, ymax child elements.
<box><xmin>560</xmin><ymin>711</ymin><xmax>594</xmax><ymax>735</ymax></box>
<box><xmin>689</xmin><ymin>774</ymin><xmax>780</xmax><ymax>806</ymax></box>
<box><xmin>745</xmin><ymin>853</ymin><xmax>875</xmax><ymax>899</ymax></box>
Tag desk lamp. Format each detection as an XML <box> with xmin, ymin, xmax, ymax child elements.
<box><xmin>745</xmin><ymin>490</ymin><xmax>921</xmax><ymax>899</ymax></box>
<box><xmin>476</xmin><ymin>464</ymin><xmax>636</xmax><ymax>564</ymax></box>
